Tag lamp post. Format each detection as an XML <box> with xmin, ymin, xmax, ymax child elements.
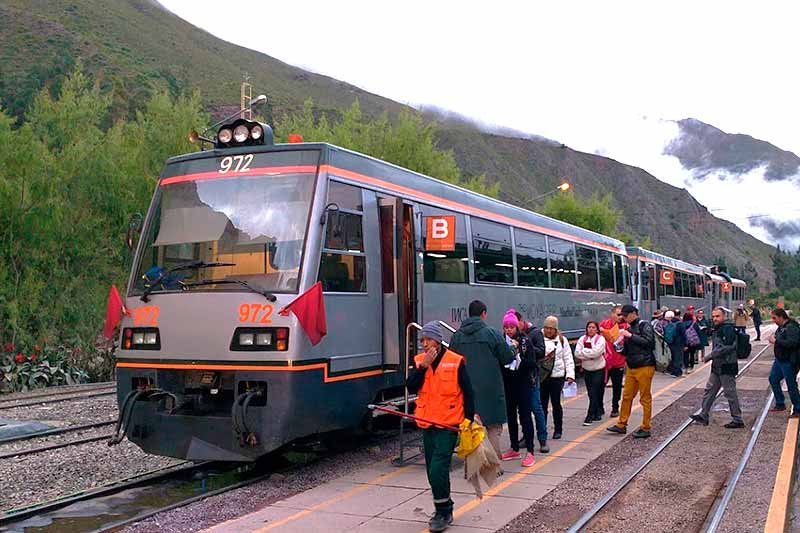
<box><xmin>530</xmin><ymin>182</ymin><xmax>571</xmax><ymax>203</ymax></box>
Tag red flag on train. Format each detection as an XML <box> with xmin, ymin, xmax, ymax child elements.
<box><xmin>103</xmin><ymin>285</ymin><xmax>128</xmax><ymax>339</ymax></box>
<box><xmin>279</xmin><ymin>282</ymin><xmax>327</xmax><ymax>345</ymax></box>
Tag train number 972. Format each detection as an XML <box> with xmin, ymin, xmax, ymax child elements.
<box><xmin>219</xmin><ymin>154</ymin><xmax>253</xmax><ymax>174</ymax></box>
<box><xmin>238</xmin><ymin>303</ymin><xmax>273</xmax><ymax>324</ymax></box>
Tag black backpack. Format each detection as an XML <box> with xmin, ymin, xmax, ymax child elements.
<box><xmin>736</xmin><ymin>330</ymin><xmax>751</xmax><ymax>359</ymax></box>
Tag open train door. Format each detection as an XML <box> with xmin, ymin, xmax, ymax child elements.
<box><xmin>378</xmin><ymin>197</ymin><xmax>417</xmax><ymax>370</ymax></box>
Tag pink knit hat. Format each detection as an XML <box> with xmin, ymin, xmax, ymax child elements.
<box><xmin>502</xmin><ymin>309</ymin><xmax>518</xmax><ymax>328</ymax></box>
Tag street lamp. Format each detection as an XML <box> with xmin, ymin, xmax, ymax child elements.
<box><xmin>530</xmin><ymin>182</ymin><xmax>571</xmax><ymax>203</ymax></box>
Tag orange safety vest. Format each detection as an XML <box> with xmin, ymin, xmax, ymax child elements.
<box><xmin>413</xmin><ymin>349</ymin><xmax>465</xmax><ymax>429</ymax></box>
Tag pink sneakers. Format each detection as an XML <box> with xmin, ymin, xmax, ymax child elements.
<box><xmin>500</xmin><ymin>450</ymin><xmax>521</xmax><ymax>461</ymax></box>
<box><xmin>521</xmin><ymin>453</ymin><xmax>536</xmax><ymax>467</ymax></box>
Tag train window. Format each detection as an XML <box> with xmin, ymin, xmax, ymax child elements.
<box><xmin>576</xmin><ymin>246</ymin><xmax>599</xmax><ymax>291</ymax></box>
<box><xmin>614</xmin><ymin>254</ymin><xmax>626</xmax><ymax>294</ymax></box>
<box><xmin>472</xmin><ymin>218</ymin><xmax>513</xmax><ymax>284</ymax></box>
<box><xmin>641</xmin><ymin>266</ymin><xmax>651</xmax><ymax>301</ymax></box>
<box><xmin>548</xmin><ymin>238</ymin><xmax>577</xmax><ymax>290</ymax></box>
<box><xmin>598</xmin><ymin>250</ymin><xmax>615</xmax><ymax>292</ymax></box>
<box><xmin>420</xmin><ymin>205</ymin><xmax>468</xmax><ymax>283</ymax></box>
<box><xmin>689</xmin><ymin>275</ymin><xmax>698</xmax><ymax>298</ymax></box>
<box><xmin>676</xmin><ymin>271</ymin><xmax>686</xmax><ymax>297</ymax></box>
<box><xmin>327</xmin><ymin>181</ymin><xmax>363</xmax><ymax>211</ymax></box>
<box><xmin>319</xmin><ymin>253</ymin><xmax>366</xmax><ymax>292</ymax></box>
<box><xmin>514</xmin><ymin>229</ymin><xmax>549</xmax><ymax>288</ymax></box>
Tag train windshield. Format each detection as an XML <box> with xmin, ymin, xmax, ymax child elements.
<box><xmin>132</xmin><ymin>153</ymin><xmax>318</xmax><ymax>295</ymax></box>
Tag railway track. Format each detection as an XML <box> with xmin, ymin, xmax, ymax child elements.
<box><xmin>567</xmin><ymin>340</ymin><xmax>774</xmax><ymax>532</ymax></box>
<box><xmin>0</xmin><ymin>382</ymin><xmax>115</xmax><ymax>405</ymax></box>
<box><xmin>0</xmin><ymin>388</ymin><xmax>116</xmax><ymax>411</ymax></box>
<box><xmin>0</xmin><ymin>419</ymin><xmax>117</xmax><ymax>445</ymax></box>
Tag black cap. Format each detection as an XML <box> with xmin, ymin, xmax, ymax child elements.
<box><xmin>621</xmin><ymin>304</ymin><xmax>638</xmax><ymax>315</ymax></box>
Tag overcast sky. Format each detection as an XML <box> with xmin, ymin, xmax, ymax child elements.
<box><xmin>159</xmin><ymin>0</ymin><xmax>800</xmax><ymax>245</ymax></box>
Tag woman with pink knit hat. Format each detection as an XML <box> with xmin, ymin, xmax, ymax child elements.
<box><xmin>499</xmin><ymin>309</ymin><xmax>537</xmax><ymax>467</ymax></box>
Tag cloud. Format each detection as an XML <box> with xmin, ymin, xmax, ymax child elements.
<box><xmin>750</xmin><ymin>218</ymin><xmax>800</xmax><ymax>247</ymax></box>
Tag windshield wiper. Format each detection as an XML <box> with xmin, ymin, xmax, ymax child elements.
<box><xmin>140</xmin><ymin>261</ymin><xmax>237</xmax><ymax>302</ymax></box>
<box><xmin>181</xmin><ymin>279</ymin><xmax>278</xmax><ymax>302</ymax></box>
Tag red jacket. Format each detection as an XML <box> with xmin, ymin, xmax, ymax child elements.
<box><xmin>599</xmin><ymin>318</ymin><xmax>628</xmax><ymax>370</ymax></box>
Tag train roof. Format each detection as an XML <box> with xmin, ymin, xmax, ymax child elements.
<box><xmin>627</xmin><ymin>247</ymin><xmax>704</xmax><ymax>275</ymax></box>
<box><xmin>165</xmin><ymin>142</ymin><xmax>628</xmax><ymax>254</ymax></box>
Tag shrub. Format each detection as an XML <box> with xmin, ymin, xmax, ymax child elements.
<box><xmin>1</xmin><ymin>343</ymin><xmax>89</xmax><ymax>393</ymax></box>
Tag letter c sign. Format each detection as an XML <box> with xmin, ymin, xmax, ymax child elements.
<box><xmin>659</xmin><ymin>269</ymin><xmax>674</xmax><ymax>285</ymax></box>
<box><xmin>426</xmin><ymin>216</ymin><xmax>456</xmax><ymax>251</ymax></box>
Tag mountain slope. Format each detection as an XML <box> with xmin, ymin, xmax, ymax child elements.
<box><xmin>0</xmin><ymin>0</ymin><xmax>777</xmax><ymax>285</ymax></box>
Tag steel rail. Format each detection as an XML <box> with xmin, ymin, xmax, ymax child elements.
<box><xmin>703</xmin><ymin>390</ymin><xmax>774</xmax><ymax>532</ymax></box>
<box><xmin>0</xmin><ymin>419</ymin><xmax>117</xmax><ymax>445</ymax></box>
<box><xmin>0</xmin><ymin>461</ymin><xmax>202</xmax><ymax>526</ymax></box>
<box><xmin>0</xmin><ymin>382</ymin><xmax>115</xmax><ymax>404</ymax></box>
<box><xmin>0</xmin><ymin>433</ymin><xmax>113</xmax><ymax>460</ymax></box>
<box><xmin>0</xmin><ymin>390</ymin><xmax>116</xmax><ymax>410</ymax></box>
<box><xmin>566</xmin><ymin>340</ymin><xmax>772</xmax><ymax>533</ymax></box>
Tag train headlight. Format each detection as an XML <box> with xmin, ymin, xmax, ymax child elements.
<box><xmin>239</xmin><ymin>333</ymin><xmax>255</xmax><ymax>346</ymax></box>
<box><xmin>230</xmin><ymin>327</ymin><xmax>288</xmax><ymax>351</ymax></box>
<box><xmin>218</xmin><ymin>128</ymin><xmax>233</xmax><ymax>144</ymax></box>
<box><xmin>132</xmin><ymin>332</ymin><xmax>145</xmax><ymax>345</ymax></box>
<box><xmin>256</xmin><ymin>333</ymin><xmax>272</xmax><ymax>346</ymax></box>
<box><xmin>123</xmin><ymin>328</ymin><xmax>161</xmax><ymax>350</ymax></box>
<box><xmin>250</xmin><ymin>124</ymin><xmax>263</xmax><ymax>140</ymax></box>
<box><xmin>144</xmin><ymin>332</ymin><xmax>158</xmax><ymax>345</ymax></box>
<box><xmin>233</xmin><ymin>124</ymin><xmax>249</xmax><ymax>143</ymax></box>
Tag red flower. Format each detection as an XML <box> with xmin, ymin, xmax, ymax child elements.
<box><xmin>74</xmin><ymin>347</ymin><xmax>82</xmax><ymax>355</ymax></box>
<box><xmin>3</xmin><ymin>343</ymin><xmax>14</xmax><ymax>353</ymax></box>
<box><xmin>14</xmin><ymin>353</ymin><xmax>25</xmax><ymax>364</ymax></box>
<box><xmin>29</xmin><ymin>354</ymin><xmax>37</xmax><ymax>362</ymax></box>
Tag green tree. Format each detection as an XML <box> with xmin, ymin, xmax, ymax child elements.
<box><xmin>540</xmin><ymin>191</ymin><xmax>622</xmax><ymax>238</ymax></box>
<box><xmin>276</xmin><ymin>99</ymin><xmax>499</xmax><ymax>198</ymax></box>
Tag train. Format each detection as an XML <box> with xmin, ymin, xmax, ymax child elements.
<box><xmin>114</xmin><ymin>114</ymin><xmax>746</xmax><ymax>461</ymax></box>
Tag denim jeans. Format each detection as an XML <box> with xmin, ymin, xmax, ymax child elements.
<box><xmin>530</xmin><ymin>377</ymin><xmax>548</xmax><ymax>443</ymax></box>
<box><xmin>769</xmin><ymin>359</ymin><xmax>800</xmax><ymax>411</ymax></box>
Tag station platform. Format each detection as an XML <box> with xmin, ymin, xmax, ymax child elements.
<box><xmin>205</xmin><ymin>330</ymin><xmax>772</xmax><ymax>533</ymax></box>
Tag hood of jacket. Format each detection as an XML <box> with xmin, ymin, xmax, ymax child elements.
<box><xmin>459</xmin><ymin>316</ymin><xmax>486</xmax><ymax>335</ymax></box>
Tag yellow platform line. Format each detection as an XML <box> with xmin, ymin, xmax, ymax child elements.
<box><xmin>764</xmin><ymin>416</ymin><xmax>799</xmax><ymax>532</ymax></box>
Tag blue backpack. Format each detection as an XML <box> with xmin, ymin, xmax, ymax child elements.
<box><xmin>664</xmin><ymin>322</ymin><xmax>677</xmax><ymax>344</ymax></box>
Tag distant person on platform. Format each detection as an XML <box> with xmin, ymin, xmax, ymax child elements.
<box><xmin>690</xmin><ymin>307</ymin><xmax>744</xmax><ymax>428</ymax></box>
<box><xmin>608</xmin><ymin>305</ymin><xmax>656</xmax><ymax>439</ymax></box>
<box><xmin>734</xmin><ymin>304</ymin><xmax>749</xmax><ymax>334</ymax></box>
<box><xmin>449</xmin><ymin>300</ymin><xmax>515</xmax><ymax>460</ymax></box>
<box><xmin>751</xmin><ymin>303</ymin><xmax>763</xmax><ymax>341</ymax></box>
<box><xmin>664</xmin><ymin>310</ymin><xmax>687</xmax><ymax>377</ymax></box>
<box><xmin>600</xmin><ymin>305</ymin><xmax>628</xmax><ymax>418</ymax></box>
<box><xmin>768</xmin><ymin>308</ymin><xmax>800</xmax><ymax>417</ymax></box>
<box><xmin>575</xmin><ymin>321</ymin><xmax>607</xmax><ymax>425</ymax></box>
<box><xmin>515</xmin><ymin>311</ymin><xmax>549</xmax><ymax>453</ymax></box>
<box><xmin>540</xmin><ymin>316</ymin><xmax>574</xmax><ymax>440</ymax></box>
<box><xmin>407</xmin><ymin>321</ymin><xmax>475</xmax><ymax>532</ymax></box>
<box><xmin>696</xmin><ymin>308</ymin><xmax>711</xmax><ymax>361</ymax></box>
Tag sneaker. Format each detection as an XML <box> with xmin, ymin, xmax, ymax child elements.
<box><xmin>553</xmin><ymin>431</ymin><xmax>562</xmax><ymax>440</ymax></box>
<box><xmin>610</xmin><ymin>410</ymin><xmax>620</xmax><ymax>418</ymax></box>
<box><xmin>790</xmin><ymin>410</ymin><xmax>800</xmax><ymax>419</ymax></box>
<box><xmin>539</xmin><ymin>441</ymin><xmax>549</xmax><ymax>454</ymax></box>
<box><xmin>583</xmin><ymin>416</ymin><xmax>593</xmax><ymax>426</ymax></box>
<box><xmin>687</xmin><ymin>368</ymin><xmax>693</xmax><ymax>374</ymax></box>
<box><xmin>429</xmin><ymin>511</ymin><xmax>453</xmax><ymax>532</ymax></box>
<box><xmin>607</xmin><ymin>425</ymin><xmax>626</xmax><ymax>434</ymax></box>
<box><xmin>771</xmin><ymin>405</ymin><xmax>787</xmax><ymax>412</ymax></box>
<box><xmin>521</xmin><ymin>452</ymin><xmax>536</xmax><ymax>467</ymax></box>
<box><xmin>500</xmin><ymin>449</ymin><xmax>521</xmax><ymax>461</ymax></box>
<box><xmin>724</xmin><ymin>420</ymin><xmax>745</xmax><ymax>429</ymax></box>
<box><xmin>632</xmin><ymin>429</ymin><xmax>651</xmax><ymax>438</ymax></box>
<box><xmin>593</xmin><ymin>414</ymin><xmax>603</xmax><ymax>422</ymax></box>
<box><xmin>690</xmin><ymin>414</ymin><xmax>709</xmax><ymax>426</ymax></box>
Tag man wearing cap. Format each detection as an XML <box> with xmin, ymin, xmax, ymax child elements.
<box><xmin>734</xmin><ymin>304</ymin><xmax>749</xmax><ymax>334</ymax></box>
<box><xmin>608</xmin><ymin>305</ymin><xmax>657</xmax><ymax>439</ymax></box>
<box><xmin>407</xmin><ymin>321</ymin><xmax>475</xmax><ymax>532</ymax></box>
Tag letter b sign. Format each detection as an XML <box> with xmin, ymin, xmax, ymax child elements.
<box><xmin>426</xmin><ymin>216</ymin><xmax>456</xmax><ymax>251</ymax></box>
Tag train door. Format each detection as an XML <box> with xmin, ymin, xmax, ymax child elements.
<box><xmin>378</xmin><ymin>197</ymin><xmax>417</xmax><ymax>368</ymax></box>
<box><xmin>640</xmin><ymin>263</ymin><xmax>657</xmax><ymax>318</ymax></box>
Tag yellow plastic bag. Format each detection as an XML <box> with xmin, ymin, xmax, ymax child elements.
<box><xmin>455</xmin><ymin>419</ymin><xmax>485</xmax><ymax>459</ymax></box>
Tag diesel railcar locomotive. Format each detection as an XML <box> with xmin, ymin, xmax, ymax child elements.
<box><xmin>114</xmin><ymin>114</ymin><xmax>745</xmax><ymax>461</ymax></box>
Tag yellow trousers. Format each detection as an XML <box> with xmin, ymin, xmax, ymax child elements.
<box><xmin>616</xmin><ymin>365</ymin><xmax>655</xmax><ymax>431</ymax></box>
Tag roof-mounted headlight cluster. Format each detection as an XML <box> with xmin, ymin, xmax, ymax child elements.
<box><xmin>215</xmin><ymin>119</ymin><xmax>273</xmax><ymax>149</ymax></box>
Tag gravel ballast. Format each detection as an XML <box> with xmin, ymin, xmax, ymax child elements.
<box><xmin>502</xmin><ymin>356</ymin><xmax>775</xmax><ymax>533</ymax></box>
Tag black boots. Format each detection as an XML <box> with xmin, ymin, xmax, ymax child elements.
<box><xmin>429</xmin><ymin>510</ymin><xmax>454</xmax><ymax>532</ymax></box>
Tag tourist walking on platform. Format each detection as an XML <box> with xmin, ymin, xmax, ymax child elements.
<box><xmin>449</xmin><ymin>300</ymin><xmax>515</xmax><ymax>459</ymax></box>
<box><xmin>751</xmin><ymin>303</ymin><xmax>763</xmax><ymax>341</ymax></box>
<box><xmin>768</xmin><ymin>308</ymin><xmax>800</xmax><ymax>416</ymax></box>
<box><xmin>690</xmin><ymin>307</ymin><xmax>744</xmax><ymax>428</ymax></box>
<box><xmin>608</xmin><ymin>305</ymin><xmax>656</xmax><ymax>439</ymax></box>
<box><xmin>664</xmin><ymin>310</ymin><xmax>687</xmax><ymax>377</ymax></box>
<box><xmin>696</xmin><ymin>308</ymin><xmax>711</xmax><ymax>361</ymax></box>
<box><xmin>539</xmin><ymin>316</ymin><xmax>574</xmax><ymax>440</ymax></box>
<box><xmin>601</xmin><ymin>305</ymin><xmax>629</xmax><ymax>418</ymax></box>
<box><xmin>516</xmin><ymin>311</ymin><xmax>549</xmax><ymax>453</ymax></box>
<box><xmin>683</xmin><ymin>313</ymin><xmax>702</xmax><ymax>374</ymax></box>
<box><xmin>406</xmin><ymin>321</ymin><xmax>475</xmax><ymax>532</ymax></box>
<box><xmin>575</xmin><ymin>321</ymin><xmax>606</xmax><ymax>425</ymax></box>
<box><xmin>734</xmin><ymin>304</ymin><xmax>749</xmax><ymax>334</ymax></box>
<box><xmin>499</xmin><ymin>310</ymin><xmax>536</xmax><ymax>467</ymax></box>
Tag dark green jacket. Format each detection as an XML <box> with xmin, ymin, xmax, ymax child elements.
<box><xmin>696</xmin><ymin>317</ymin><xmax>711</xmax><ymax>347</ymax></box>
<box><xmin>706</xmin><ymin>320</ymin><xmax>738</xmax><ymax>375</ymax></box>
<box><xmin>775</xmin><ymin>319</ymin><xmax>800</xmax><ymax>364</ymax></box>
<box><xmin>449</xmin><ymin>317</ymin><xmax>514</xmax><ymax>426</ymax></box>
